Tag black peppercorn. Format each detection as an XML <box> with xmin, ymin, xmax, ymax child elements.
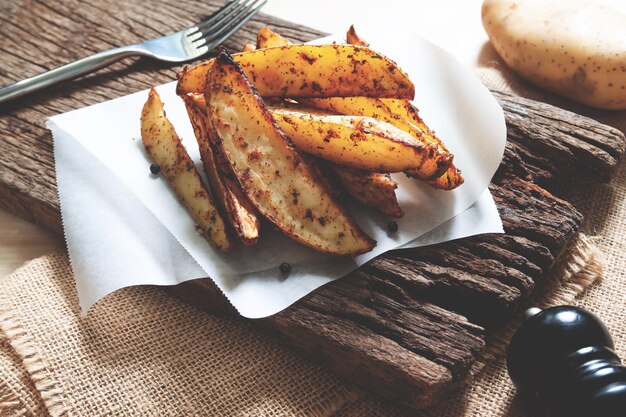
<box><xmin>279</xmin><ymin>262</ymin><xmax>291</xmax><ymax>274</ymax></box>
<box><xmin>150</xmin><ymin>163</ymin><xmax>161</xmax><ymax>174</ymax></box>
<box><xmin>387</xmin><ymin>221</ymin><xmax>398</xmax><ymax>232</ymax></box>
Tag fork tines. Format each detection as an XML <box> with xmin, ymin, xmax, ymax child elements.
<box><xmin>189</xmin><ymin>0</ymin><xmax>267</xmax><ymax>52</ymax></box>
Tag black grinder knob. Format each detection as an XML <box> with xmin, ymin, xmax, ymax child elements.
<box><xmin>507</xmin><ymin>306</ymin><xmax>626</xmax><ymax>417</ymax></box>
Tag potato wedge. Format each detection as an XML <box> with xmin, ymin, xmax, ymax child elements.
<box><xmin>256</xmin><ymin>27</ymin><xmax>291</xmax><ymax>49</ymax></box>
<box><xmin>141</xmin><ymin>88</ymin><xmax>234</xmax><ymax>251</ymax></box>
<box><xmin>301</xmin><ymin>97</ymin><xmax>463</xmax><ymax>188</ymax></box>
<box><xmin>270</xmin><ymin>104</ymin><xmax>437</xmax><ymax>173</ymax></box>
<box><xmin>332</xmin><ymin>166</ymin><xmax>402</xmax><ymax>218</ymax></box>
<box><xmin>255</xmin><ymin>27</ymin><xmax>402</xmax><ymax>213</ymax></box>
<box><xmin>242</xmin><ymin>43</ymin><xmax>256</xmax><ymax>52</ymax></box>
<box><xmin>346</xmin><ymin>25</ymin><xmax>368</xmax><ymax>47</ymax></box>
<box><xmin>183</xmin><ymin>96</ymin><xmax>260</xmax><ymax>246</ymax></box>
<box><xmin>303</xmin><ymin>26</ymin><xmax>463</xmax><ymax>190</ymax></box>
<box><xmin>206</xmin><ymin>49</ymin><xmax>375</xmax><ymax>256</ymax></box>
<box><xmin>382</xmin><ymin>98</ymin><xmax>464</xmax><ymax>189</ymax></box>
<box><xmin>189</xmin><ymin>93</ymin><xmax>341</xmax><ymax>200</ymax></box>
<box><xmin>177</xmin><ymin>44</ymin><xmax>415</xmax><ymax>100</ymax></box>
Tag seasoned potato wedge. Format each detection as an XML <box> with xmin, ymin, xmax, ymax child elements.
<box><xmin>177</xmin><ymin>44</ymin><xmax>415</xmax><ymax>100</ymax></box>
<box><xmin>302</xmin><ymin>97</ymin><xmax>462</xmax><ymax>188</ymax></box>
<box><xmin>346</xmin><ymin>25</ymin><xmax>368</xmax><ymax>47</ymax></box>
<box><xmin>141</xmin><ymin>88</ymin><xmax>234</xmax><ymax>251</ymax></box>
<box><xmin>332</xmin><ymin>166</ymin><xmax>402</xmax><ymax>218</ymax></box>
<box><xmin>255</xmin><ymin>27</ymin><xmax>401</xmax><ymax>213</ymax></box>
<box><xmin>183</xmin><ymin>96</ymin><xmax>260</xmax><ymax>246</ymax></box>
<box><xmin>256</xmin><ymin>27</ymin><xmax>291</xmax><ymax>49</ymax></box>
<box><xmin>189</xmin><ymin>93</ymin><xmax>340</xmax><ymax>200</ymax></box>
<box><xmin>309</xmin><ymin>26</ymin><xmax>463</xmax><ymax>190</ymax></box>
<box><xmin>270</xmin><ymin>105</ymin><xmax>437</xmax><ymax>174</ymax></box>
<box><xmin>206</xmin><ymin>49</ymin><xmax>375</xmax><ymax>256</ymax></box>
<box><xmin>382</xmin><ymin>98</ymin><xmax>464</xmax><ymax>189</ymax></box>
<box><xmin>241</xmin><ymin>43</ymin><xmax>256</xmax><ymax>52</ymax></box>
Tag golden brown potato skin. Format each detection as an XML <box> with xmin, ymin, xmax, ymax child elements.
<box><xmin>482</xmin><ymin>0</ymin><xmax>626</xmax><ymax>110</ymax></box>
<box><xmin>183</xmin><ymin>96</ymin><xmax>260</xmax><ymax>246</ymax></box>
<box><xmin>346</xmin><ymin>25</ymin><xmax>369</xmax><ymax>47</ymax></box>
<box><xmin>177</xmin><ymin>44</ymin><xmax>415</xmax><ymax>100</ymax></box>
<box><xmin>302</xmin><ymin>97</ymin><xmax>462</xmax><ymax>189</ymax></box>
<box><xmin>381</xmin><ymin>98</ymin><xmax>464</xmax><ymax>189</ymax></box>
<box><xmin>140</xmin><ymin>88</ymin><xmax>234</xmax><ymax>251</ymax></box>
<box><xmin>241</xmin><ymin>43</ymin><xmax>256</xmax><ymax>52</ymax></box>
<box><xmin>206</xmin><ymin>48</ymin><xmax>375</xmax><ymax>256</ymax></box>
<box><xmin>334</xmin><ymin>25</ymin><xmax>463</xmax><ymax>190</ymax></box>
<box><xmin>255</xmin><ymin>26</ymin><xmax>402</xmax><ymax>213</ymax></box>
<box><xmin>332</xmin><ymin>166</ymin><xmax>402</xmax><ymax>218</ymax></box>
<box><xmin>256</xmin><ymin>27</ymin><xmax>291</xmax><ymax>49</ymax></box>
<box><xmin>271</xmin><ymin>105</ymin><xmax>435</xmax><ymax>174</ymax></box>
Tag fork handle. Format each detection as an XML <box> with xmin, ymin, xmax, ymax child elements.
<box><xmin>0</xmin><ymin>45</ymin><xmax>146</xmax><ymax>105</ymax></box>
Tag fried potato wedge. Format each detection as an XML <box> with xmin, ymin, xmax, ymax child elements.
<box><xmin>301</xmin><ymin>96</ymin><xmax>462</xmax><ymax>188</ymax></box>
<box><xmin>332</xmin><ymin>166</ymin><xmax>402</xmax><ymax>218</ymax></box>
<box><xmin>256</xmin><ymin>27</ymin><xmax>291</xmax><ymax>49</ymax></box>
<box><xmin>177</xmin><ymin>44</ymin><xmax>415</xmax><ymax>100</ymax></box>
<box><xmin>337</xmin><ymin>25</ymin><xmax>462</xmax><ymax>189</ymax></box>
<box><xmin>382</xmin><ymin>98</ymin><xmax>464</xmax><ymax>189</ymax></box>
<box><xmin>255</xmin><ymin>27</ymin><xmax>401</xmax><ymax>214</ymax></box>
<box><xmin>189</xmin><ymin>93</ymin><xmax>341</xmax><ymax>200</ymax></box>
<box><xmin>346</xmin><ymin>25</ymin><xmax>369</xmax><ymax>47</ymax></box>
<box><xmin>141</xmin><ymin>88</ymin><xmax>234</xmax><ymax>251</ymax></box>
<box><xmin>206</xmin><ymin>49</ymin><xmax>375</xmax><ymax>256</ymax></box>
<box><xmin>241</xmin><ymin>43</ymin><xmax>256</xmax><ymax>52</ymax></box>
<box><xmin>183</xmin><ymin>96</ymin><xmax>260</xmax><ymax>246</ymax></box>
<box><xmin>270</xmin><ymin>105</ymin><xmax>436</xmax><ymax>173</ymax></box>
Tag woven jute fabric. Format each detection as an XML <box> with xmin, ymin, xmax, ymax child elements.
<box><xmin>1</xmin><ymin>63</ymin><xmax>625</xmax><ymax>416</ymax></box>
<box><xmin>0</xmin><ymin>233</ymin><xmax>605</xmax><ymax>417</ymax></box>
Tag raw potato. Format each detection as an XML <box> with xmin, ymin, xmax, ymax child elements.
<box><xmin>332</xmin><ymin>166</ymin><xmax>403</xmax><ymax>218</ymax></box>
<box><xmin>482</xmin><ymin>0</ymin><xmax>626</xmax><ymax>110</ymax></box>
<box><xmin>271</xmin><ymin>105</ymin><xmax>436</xmax><ymax>174</ymax></box>
<box><xmin>176</xmin><ymin>44</ymin><xmax>415</xmax><ymax>99</ymax></box>
<box><xmin>183</xmin><ymin>96</ymin><xmax>260</xmax><ymax>246</ymax></box>
<box><xmin>206</xmin><ymin>49</ymin><xmax>375</xmax><ymax>256</ymax></box>
<box><xmin>140</xmin><ymin>88</ymin><xmax>234</xmax><ymax>252</ymax></box>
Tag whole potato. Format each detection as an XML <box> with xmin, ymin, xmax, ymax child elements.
<box><xmin>482</xmin><ymin>0</ymin><xmax>626</xmax><ymax>109</ymax></box>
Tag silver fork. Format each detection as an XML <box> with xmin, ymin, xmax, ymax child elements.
<box><xmin>0</xmin><ymin>0</ymin><xmax>266</xmax><ymax>105</ymax></box>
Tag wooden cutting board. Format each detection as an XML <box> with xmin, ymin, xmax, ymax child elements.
<box><xmin>1</xmin><ymin>0</ymin><xmax>624</xmax><ymax>411</ymax></box>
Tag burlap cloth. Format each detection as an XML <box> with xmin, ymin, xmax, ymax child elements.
<box><xmin>1</xmin><ymin>62</ymin><xmax>625</xmax><ymax>417</ymax></box>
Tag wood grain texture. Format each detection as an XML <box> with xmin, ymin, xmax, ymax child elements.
<box><xmin>494</xmin><ymin>90</ymin><xmax>626</xmax><ymax>185</ymax></box>
<box><xmin>1</xmin><ymin>0</ymin><xmax>624</xmax><ymax>411</ymax></box>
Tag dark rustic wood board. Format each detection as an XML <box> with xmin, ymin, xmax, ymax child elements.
<box><xmin>1</xmin><ymin>0</ymin><xmax>624</xmax><ymax>411</ymax></box>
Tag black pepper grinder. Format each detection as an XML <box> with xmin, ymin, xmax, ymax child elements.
<box><xmin>507</xmin><ymin>305</ymin><xmax>626</xmax><ymax>417</ymax></box>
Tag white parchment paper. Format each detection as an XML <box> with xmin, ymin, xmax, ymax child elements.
<box><xmin>49</xmin><ymin>24</ymin><xmax>506</xmax><ymax>318</ymax></box>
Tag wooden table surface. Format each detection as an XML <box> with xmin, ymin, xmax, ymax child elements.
<box><xmin>0</xmin><ymin>210</ymin><xmax>61</xmax><ymax>277</ymax></box>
